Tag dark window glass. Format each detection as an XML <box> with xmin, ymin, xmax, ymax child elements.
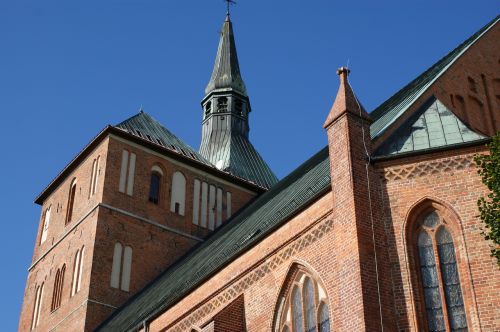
<box><xmin>66</xmin><ymin>182</ymin><xmax>77</xmax><ymax>225</ymax></box>
<box><xmin>292</xmin><ymin>286</ymin><xmax>304</xmax><ymax>332</ymax></box>
<box><xmin>437</xmin><ymin>228</ymin><xmax>467</xmax><ymax>332</ymax></box>
<box><xmin>149</xmin><ymin>172</ymin><xmax>161</xmax><ymax>204</ymax></box>
<box><xmin>418</xmin><ymin>231</ymin><xmax>446</xmax><ymax>332</ymax></box>
<box><xmin>318</xmin><ymin>302</ymin><xmax>330</xmax><ymax>332</ymax></box>
<box><xmin>303</xmin><ymin>278</ymin><xmax>316</xmax><ymax>332</ymax></box>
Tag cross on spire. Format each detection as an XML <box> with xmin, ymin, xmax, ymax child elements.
<box><xmin>225</xmin><ymin>0</ymin><xmax>236</xmax><ymax>16</ymax></box>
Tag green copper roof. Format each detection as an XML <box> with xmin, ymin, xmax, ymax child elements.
<box><xmin>370</xmin><ymin>15</ymin><xmax>499</xmax><ymax>139</ymax></box>
<box><xmin>199</xmin><ymin>132</ymin><xmax>278</xmax><ymax>189</ymax></box>
<box><xmin>375</xmin><ymin>97</ymin><xmax>486</xmax><ymax>156</ymax></box>
<box><xmin>205</xmin><ymin>15</ymin><xmax>247</xmax><ymax>96</ymax></box>
<box><xmin>96</xmin><ymin>147</ymin><xmax>331</xmax><ymax>332</ymax></box>
<box><xmin>115</xmin><ymin>111</ymin><xmax>211</xmax><ymax>165</ymax></box>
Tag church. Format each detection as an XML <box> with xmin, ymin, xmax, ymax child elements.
<box><xmin>19</xmin><ymin>10</ymin><xmax>499</xmax><ymax>332</ymax></box>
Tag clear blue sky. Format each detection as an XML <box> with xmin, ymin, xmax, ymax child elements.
<box><xmin>0</xmin><ymin>1</ymin><xmax>497</xmax><ymax>330</ymax></box>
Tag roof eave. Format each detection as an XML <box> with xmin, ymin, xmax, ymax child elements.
<box><xmin>371</xmin><ymin>138</ymin><xmax>490</xmax><ymax>163</ymax></box>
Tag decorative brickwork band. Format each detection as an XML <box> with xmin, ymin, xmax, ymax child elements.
<box><xmin>168</xmin><ymin>215</ymin><xmax>334</xmax><ymax>332</ymax></box>
<box><xmin>382</xmin><ymin>155</ymin><xmax>476</xmax><ymax>181</ymax></box>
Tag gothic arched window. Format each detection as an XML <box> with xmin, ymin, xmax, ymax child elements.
<box><xmin>51</xmin><ymin>264</ymin><xmax>65</xmax><ymax>311</ymax></box>
<box><xmin>65</xmin><ymin>179</ymin><xmax>77</xmax><ymax>225</ymax></box>
<box><xmin>149</xmin><ymin>166</ymin><xmax>164</xmax><ymax>204</ymax></box>
<box><xmin>415</xmin><ymin>211</ymin><xmax>467</xmax><ymax>331</ymax></box>
<box><xmin>275</xmin><ymin>267</ymin><xmax>330</xmax><ymax>332</ymax></box>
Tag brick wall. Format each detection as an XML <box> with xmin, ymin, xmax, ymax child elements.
<box><xmin>19</xmin><ymin>133</ymin><xmax>258</xmax><ymax>332</ymax></box>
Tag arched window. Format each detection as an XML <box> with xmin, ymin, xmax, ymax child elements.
<box><xmin>71</xmin><ymin>246</ymin><xmax>85</xmax><ymax>296</ymax></box>
<box><xmin>170</xmin><ymin>171</ymin><xmax>186</xmax><ymax>216</ymax></box>
<box><xmin>65</xmin><ymin>179</ymin><xmax>77</xmax><ymax>225</ymax></box>
<box><xmin>51</xmin><ymin>264</ymin><xmax>65</xmax><ymax>311</ymax></box>
<box><xmin>149</xmin><ymin>166</ymin><xmax>164</xmax><ymax>204</ymax></box>
<box><xmin>415</xmin><ymin>211</ymin><xmax>467</xmax><ymax>331</ymax></box>
<box><xmin>274</xmin><ymin>266</ymin><xmax>330</xmax><ymax>332</ymax></box>
<box><xmin>110</xmin><ymin>243</ymin><xmax>133</xmax><ymax>292</ymax></box>
<box><xmin>31</xmin><ymin>282</ymin><xmax>44</xmax><ymax>330</ymax></box>
<box><xmin>40</xmin><ymin>206</ymin><xmax>51</xmax><ymax>245</ymax></box>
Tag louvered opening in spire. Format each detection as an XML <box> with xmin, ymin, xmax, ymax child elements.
<box><xmin>205</xmin><ymin>15</ymin><xmax>247</xmax><ymax>96</ymax></box>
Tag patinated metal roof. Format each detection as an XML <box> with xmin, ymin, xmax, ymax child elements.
<box><xmin>370</xmin><ymin>15</ymin><xmax>499</xmax><ymax>139</ymax></box>
<box><xmin>116</xmin><ymin>111</ymin><xmax>211</xmax><ymax>165</ymax></box>
<box><xmin>375</xmin><ymin>97</ymin><xmax>486</xmax><ymax>156</ymax></box>
<box><xmin>96</xmin><ymin>147</ymin><xmax>331</xmax><ymax>332</ymax></box>
<box><xmin>199</xmin><ymin>131</ymin><xmax>278</xmax><ymax>189</ymax></box>
<box><xmin>205</xmin><ymin>15</ymin><xmax>247</xmax><ymax>96</ymax></box>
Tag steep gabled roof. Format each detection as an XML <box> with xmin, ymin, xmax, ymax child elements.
<box><xmin>375</xmin><ymin>97</ymin><xmax>486</xmax><ymax>156</ymax></box>
<box><xmin>96</xmin><ymin>147</ymin><xmax>331</xmax><ymax>332</ymax></box>
<box><xmin>116</xmin><ymin>111</ymin><xmax>212</xmax><ymax>165</ymax></box>
<box><xmin>370</xmin><ymin>15</ymin><xmax>499</xmax><ymax>139</ymax></box>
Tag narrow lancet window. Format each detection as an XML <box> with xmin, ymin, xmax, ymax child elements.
<box><xmin>65</xmin><ymin>179</ymin><xmax>77</xmax><ymax>225</ymax></box>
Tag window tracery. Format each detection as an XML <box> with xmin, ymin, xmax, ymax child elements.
<box><xmin>275</xmin><ymin>267</ymin><xmax>330</xmax><ymax>332</ymax></box>
<box><xmin>414</xmin><ymin>211</ymin><xmax>467</xmax><ymax>332</ymax></box>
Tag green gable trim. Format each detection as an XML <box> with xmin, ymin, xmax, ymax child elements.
<box><xmin>370</xmin><ymin>15</ymin><xmax>499</xmax><ymax>139</ymax></box>
<box><xmin>375</xmin><ymin>97</ymin><xmax>486</xmax><ymax>156</ymax></box>
<box><xmin>96</xmin><ymin>147</ymin><xmax>331</xmax><ymax>332</ymax></box>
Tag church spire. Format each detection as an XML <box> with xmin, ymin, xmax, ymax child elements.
<box><xmin>205</xmin><ymin>13</ymin><xmax>247</xmax><ymax>96</ymax></box>
<box><xmin>199</xmin><ymin>14</ymin><xmax>278</xmax><ymax>189</ymax></box>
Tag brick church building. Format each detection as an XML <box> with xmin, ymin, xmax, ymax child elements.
<box><xmin>19</xmin><ymin>12</ymin><xmax>499</xmax><ymax>332</ymax></box>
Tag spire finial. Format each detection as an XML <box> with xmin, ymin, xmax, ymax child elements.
<box><xmin>225</xmin><ymin>0</ymin><xmax>236</xmax><ymax>17</ymax></box>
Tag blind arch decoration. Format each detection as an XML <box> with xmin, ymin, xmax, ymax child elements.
<box><xmin>274</xmin><ymin>266</ymin><xmax>331</xmax><ymax>332</ymax></box>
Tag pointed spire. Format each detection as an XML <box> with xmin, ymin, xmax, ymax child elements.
<box><xmin>323</xmin><ymin>67</ymin><xmax>371</xmax><ymax>129</ymax></box>
<box><xmin>205</xmin><ymin>15</ymin><xmax>247</xmax><ymax>96</ymax></box>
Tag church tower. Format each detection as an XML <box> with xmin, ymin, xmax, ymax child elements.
<box><xmin>199</xmin><ymin>14</ymin><xmax>278</xmax><ymax>189</ymax></box>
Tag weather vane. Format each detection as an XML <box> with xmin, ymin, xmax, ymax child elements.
<box><xmin>225</xmin><ymin>0</ymin><xmax>236</xmax><ymax>16</ymax></box>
